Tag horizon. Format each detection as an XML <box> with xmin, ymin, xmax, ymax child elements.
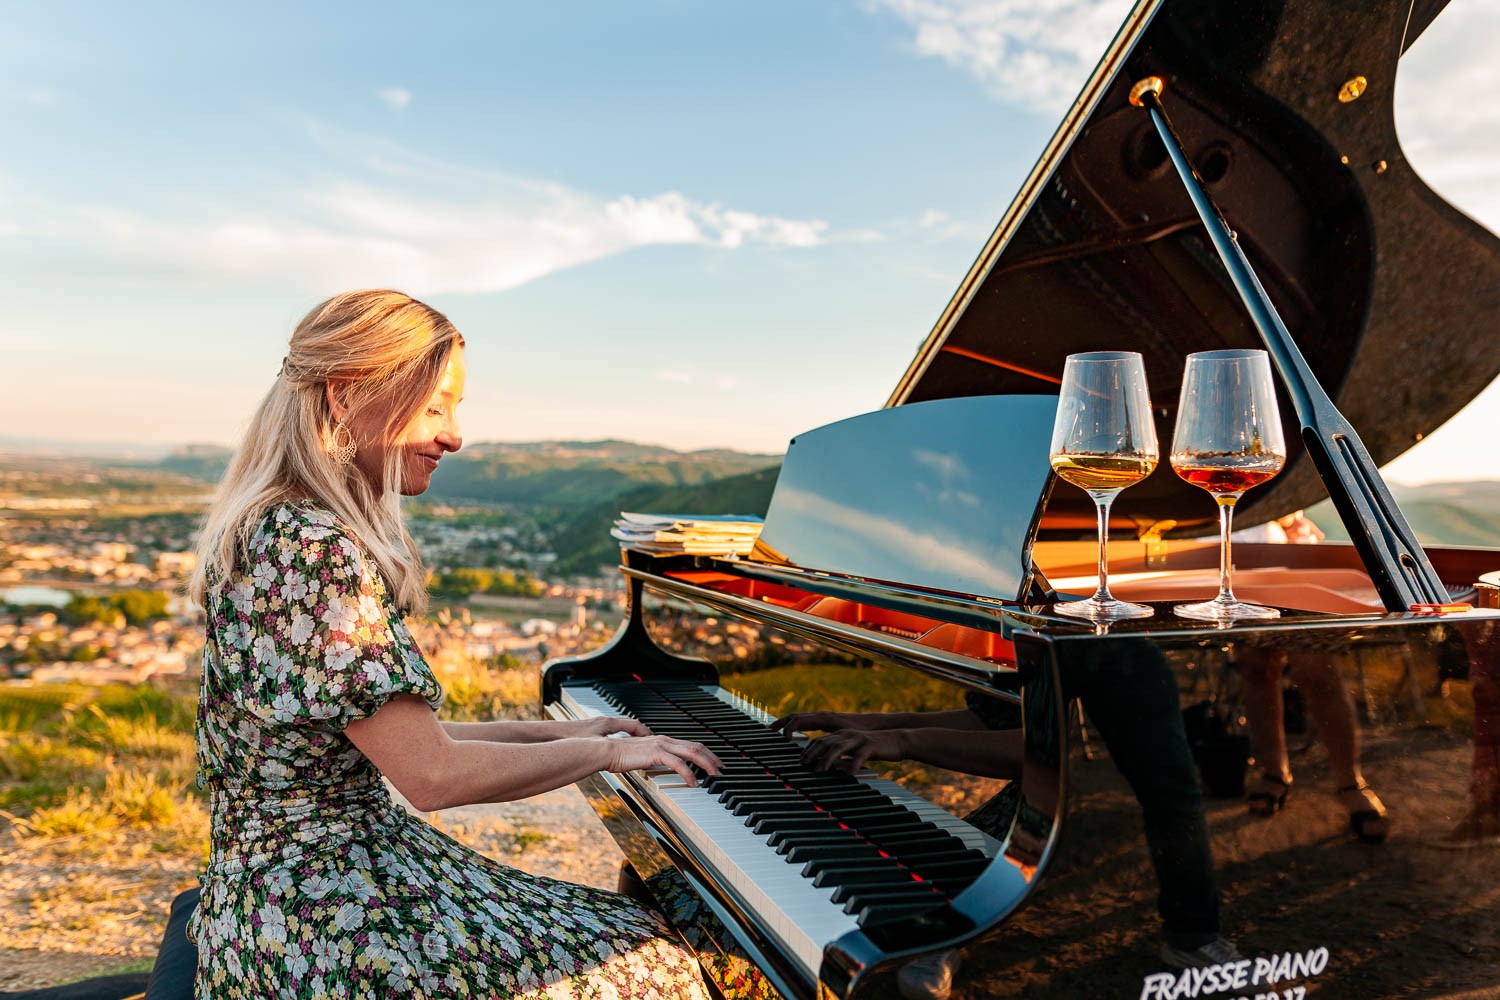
<box><xmin>4</xmin><ymin>433</ymin><xmax>1500</xmax><ymax>492</ymax></box>
<box><xmin>4</xmin><ymin>2</ymin><xmax>1499</xmax><ymax>486</ymax></box>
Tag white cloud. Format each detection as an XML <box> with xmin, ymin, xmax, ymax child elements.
<box><xmin>29</xmin><ymin>151</ymin><xmax>829</xmax><ymax>297</ymax></box>
<box><xmin>867</xmin><ymin>0</ymin><xmax>1133</xmax><ymax>112</ymax></box>
<box><xmin>1396</xmin><ymin>7</ymin><xmax>1500</xmax><ymax>237</ymax></box>
<box><xmin>375</xmin><ymin>87</ymin><xmax>412</xmax><ymax>112</ymax></box>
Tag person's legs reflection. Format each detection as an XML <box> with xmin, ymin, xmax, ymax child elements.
<box><xmin>1070</xmin><ymin>639</ymin><xmax>1226</xmax><ymax>957</ymax></box>
<box><xmin>1240</xmin><ymin>649</ymin><xmax>1293</xmax><ymax>814</ymax></box>
<box><xmin>1443</xmin><ymin>628</ymin><xmax>1500</xmax><ymax>846</ymax></box>
<box><xmin>1237</xmin><ymin>648</ymin><xmax>1389</xmax><ymax>842</ymax></box>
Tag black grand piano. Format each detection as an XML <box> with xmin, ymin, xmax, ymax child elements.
<box><xmin>543</xmin><ymin>1</ymin><xmax>1500</xmax><ymax>997</ymax></box>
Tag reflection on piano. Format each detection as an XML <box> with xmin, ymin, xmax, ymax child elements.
<box><xmin>545</xmin><ymin>0</ymin><xmax>1500</xmax><ymax>997</ymax></box>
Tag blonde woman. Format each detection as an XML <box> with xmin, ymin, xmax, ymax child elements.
<box><xmin>188</xmin><ymin>290</ymin><xmax>718</xmax><ymax>999</ymax></box>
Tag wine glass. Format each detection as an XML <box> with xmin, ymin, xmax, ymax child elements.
<box><xmin>1049</xmin><ymin>351</ymin><xmax>1159</xmax><ymax>622</ymax></box>
<box><xmin>1170</xmin><ymin>349</ymin><xmax>1287</xmax><ymax>621</ymax></box>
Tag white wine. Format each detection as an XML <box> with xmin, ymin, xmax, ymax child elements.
<box><xmin>1050</xmin><ymin>453</ymin><xmax>1157</xmax><ymax>491</ymax></box>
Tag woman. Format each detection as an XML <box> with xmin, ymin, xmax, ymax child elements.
<box><xmin>187</xmin><ymin>290</ymin><xmax>719</xmax><ymax>999</ymax></box>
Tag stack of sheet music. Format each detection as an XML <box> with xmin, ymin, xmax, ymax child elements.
<box><xmin>610</xmin><ymin>511</ymin><xmax>765</xmax><ymax>556</ymax></box>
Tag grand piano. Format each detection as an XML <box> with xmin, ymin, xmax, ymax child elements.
<box><xmin>543</xmin><ymin>1</ymin><xmax>1500</xmax><ymax>997</ymax></box>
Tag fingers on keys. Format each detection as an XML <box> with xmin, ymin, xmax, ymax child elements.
<box><xmin>612</xmin><ymin>735</ymin><xmax>722</xmax><ymax>786</ymax></box>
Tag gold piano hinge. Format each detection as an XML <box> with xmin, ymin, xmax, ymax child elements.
<box><xmin>1140</xmin><ymin>520</ymin><xmax>1177</xmax><ymax>569</ymax></box>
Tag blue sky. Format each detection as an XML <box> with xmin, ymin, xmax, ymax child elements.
<box><xmin>2</xmin><ymin>1</ymin><xmax>1498</xmax><ymax>485</ymax></box>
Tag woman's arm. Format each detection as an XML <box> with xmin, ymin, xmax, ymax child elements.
<box><xmin>347</xmin><ymin>696</ymin><xmax>721</xmax><ymax>812</ymax></box>
<box><xmin>439</xmin><ymin>716</ymin><xmax>647</xmax><ymax>744</ymax></box>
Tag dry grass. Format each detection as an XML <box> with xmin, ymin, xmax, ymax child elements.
<box><xmin>1</xmin><ymin>681</ymin><xmax>210</xmax><ymax>970</ymax></box>
<box><xmin>418</xmin><ymin>626</ymin><xmax>543</xmax><ymax>721</ymax></box>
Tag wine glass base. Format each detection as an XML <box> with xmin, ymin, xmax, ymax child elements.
<box><xmin>1054</xmin><ymin>597</ymin><xmax>1155</xmax><ymax>622</ymax></box>
<box><xmin>1173</xmin><ymin>599</ymin><xmax>1281</xmax><ymax>623</ymax></box>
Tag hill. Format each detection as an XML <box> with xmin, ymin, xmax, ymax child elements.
<box><xmin>426</xmin><ymin>440</ymin><xmax>779</xmax><ymax>508</ymax></box>
<box><xmin>145</xmin><ymin>440</ymin><xmax>780</xmax><ymax>511</ymax></box>
<box><xmin>154</xmin><ymin>444</ymin><xmax>233</xmax><ymax>482</ymax></box>
<box><xmin>1306</xmin><ymin>480</ymin><xmax>1500</xmax><ymax>548</ymax></box>
<box><xmin>551</xmin><ymin>465</ymin><xmax>782</xmax><ymax>575</ymax></box>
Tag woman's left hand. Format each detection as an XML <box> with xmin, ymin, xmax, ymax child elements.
<box><xmin>562</xmin><ymin>716</ymin><xmax>651</xmax><ymax>739</ymax></box>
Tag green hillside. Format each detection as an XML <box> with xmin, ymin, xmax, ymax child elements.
<box><xmin>1306</xmin><ymin>481</ymin><xmax>1500</xmax><ymax>548</ymax></box>
<box><xmin>154</xmin><ymin>444</ymin><xmax>233</xmax><ymax>481</ymax></box>
<box><xmin>148</xmin><ymin>439</ymin><xmax>780</xmax><ymax>511</ymax></box>
<box><xmin>552</xmin><ymin>465</ymin><xmax>782</xmax><ymax>575</ymax></box>
<box><xmin>405</xmin><ymin>440</ymin><xmax>776</xmax><ymax>508</ymax></box>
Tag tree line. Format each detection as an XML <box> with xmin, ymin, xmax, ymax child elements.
<box><xmin>427</xmin><ymin>567</ymin><xmax>545</xmax><ymax>600</ymax></box>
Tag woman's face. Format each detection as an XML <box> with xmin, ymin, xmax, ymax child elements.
<box><xmin>348</xmin><ymin>345</ymin><xmax>466</xmax><ymax>496</ymax></box>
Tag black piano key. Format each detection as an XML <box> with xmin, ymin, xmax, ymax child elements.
<box><xmin>856</xmin><ymin>900</ymin><xmax>947</xmax><ymax>929</ymax></box>
<box><xmin>731</xmin><ymin>801</ymin><xmax>824</xmax><ymax>819</ymax></box>
<box><xmin>802</xmin><ymin>855</ymin><xmax>913</xmax><ymax>879</ymax></box>
<box><xmin>837</xmin><ymin>885</ymin><xmax>945</xmax><ymax>915</ymax></box>
<box><xmin>784</xmin><ymin>843</ymin><xmax>888</xmax><ymax>866</ymax></box>
<box><xmin>815</xmin><ymin>867</ymin><xmax>919</xmax><ymax>892</ymax></box>
<box><xmin>770</xmin><ymin>830</ymin><xmax>865</xmax><ymax>852</ymax></box>
<box><xmin>751</xmin><ymin>816</ymin><xmax>844</xmax><ymax>837</ymax></box>
<box><xmin>879</xmin><ymin>853</ymin><xmax>982</xmax><ymax>882</ymax></box>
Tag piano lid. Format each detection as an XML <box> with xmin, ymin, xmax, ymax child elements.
<box><xmin>888</xmin><ymin>0</ymin><xmax>1500</xmax><ymax>536</ymax></box>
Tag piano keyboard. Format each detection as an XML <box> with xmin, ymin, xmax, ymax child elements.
<box><xmin>558</xmin><ymin>680</ymin><xmax>997</xmax><ymax>978</ymax></box>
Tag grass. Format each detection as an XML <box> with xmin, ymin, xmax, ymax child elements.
<box><xmin>723</xmin><ymin>662</ymin><xmax>969</xmax><ymax>719</ymax></box>
<box><xmin>0</xmin><ymin>683</ymin><xmax>204</xmax><ymax>844</ymax></box>
<box><xmin>507</xmin><ymin>828</ymin><xmax>551</xmax><ymax>850</ymax></box>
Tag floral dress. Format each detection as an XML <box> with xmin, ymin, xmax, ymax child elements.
<box><xmin>191</xmin><ymin>502</ymin><xmax>711</xmax><ymax>999</ymax></box>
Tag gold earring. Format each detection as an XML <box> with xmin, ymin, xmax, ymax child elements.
<box><xmin>330</xmin><ymin>421</ymin><xmax>357</xmax><ymax>466</ymax></box>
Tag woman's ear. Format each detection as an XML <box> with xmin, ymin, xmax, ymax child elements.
<box><xmin>325</xmin><ymin>381</ymin><xmax>349</xmax><ymax>422</ymax></box>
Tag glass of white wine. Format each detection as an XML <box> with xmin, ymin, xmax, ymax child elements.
<box><xmin>1049</xmin><ymin>351</ymin><xmax>1160</xmax><ymax>621</ymax></box>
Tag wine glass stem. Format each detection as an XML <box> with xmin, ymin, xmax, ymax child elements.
<box><xmin>1091</xmin><ymin>490</ymin><xmax>1119</xmax><ymax>604</ymax></box>
<box><xmin>1216</xmin><ymin>496</ymin><xmax>1239</xmax><ymax>604</ymax></box>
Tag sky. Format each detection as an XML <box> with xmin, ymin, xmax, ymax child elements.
<box><xmin>1</xmin><ymin>0</ymin><xmax>1497</xmax><ymax>484</ymax></box>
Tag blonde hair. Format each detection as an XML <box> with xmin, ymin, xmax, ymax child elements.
<box><xmin>190</xmin><ymin>289</ymin><xmax>463</xmax><ymax>616</ymax></box>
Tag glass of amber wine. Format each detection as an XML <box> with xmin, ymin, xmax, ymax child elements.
<box><xmin>1170</xmin><ymin>349</ymin><xmax>1287</xmax><ymax>621</ymax></box>
<box><xmin>1049</xmin><ymin>352</ymin><xmax>1159</xmax><ymax>621</ymax></box>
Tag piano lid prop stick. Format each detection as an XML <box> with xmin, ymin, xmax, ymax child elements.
<box><xmin>1127</xmin><ymin>75</ymin><xmax>1448</xmax><ymax>612</ymax></box>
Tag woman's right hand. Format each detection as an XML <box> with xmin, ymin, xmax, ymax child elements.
<box><xmin>604</xmin><ymin>735</ymin><xmax>722</xmax><ymax>786</ymax></box>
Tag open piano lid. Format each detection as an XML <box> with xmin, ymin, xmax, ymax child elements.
<box><xmin>888</xmin><ymin>0</ymin><xmax>1500</xmax><ymax>537</ymax></box>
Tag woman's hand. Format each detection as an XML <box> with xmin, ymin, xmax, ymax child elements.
<box><xmin>604</xmin><ymin>735</ymin><xmax>722</xmax><ymax>787</ymax></box>
<box><xmin>801</xmin><ymin>729</ymin><xmax>909</xmax><ymax>773</ymax></box>
<box><xmin>562</xmin><ymin>716</ymin><xmax>652</xmax><ymax>739</ymax></box>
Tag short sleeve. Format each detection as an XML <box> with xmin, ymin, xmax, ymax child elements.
<box><xmin>220</xmin><ymin>505</ymin><xmax>442</xmax><ymax>730</ymax></box>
